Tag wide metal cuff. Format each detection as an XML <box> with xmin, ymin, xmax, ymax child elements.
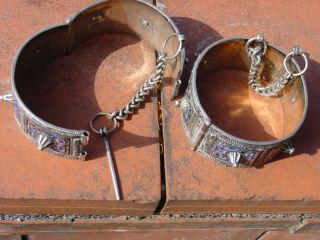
<box><xmin>11</xmin><ymin>0</ymin><xmax>185</xmax><ymax>160</ymax></box>
<box><xmin>178</xmin><ymin>37</ymin><xmax>308</xmax><ymax>167</ymax></box>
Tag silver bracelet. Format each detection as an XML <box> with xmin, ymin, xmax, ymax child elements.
<box><xmin>176</xmin><ymin>35</ymin><xmax>308</xmax><ymax>167</ymax></box>
<box><xmin>1</xmin><ymin>0</ymin><xmax>185</xmax><ymax>161</ymax></box>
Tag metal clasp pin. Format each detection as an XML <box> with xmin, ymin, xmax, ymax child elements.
<box><xmin>99</xmin><ymin>127</ymin><xmax>121</xmax><ymax>201</ymax></box>
<box><xmin>90</xmin><ymin>112</ymin><xmax>121</xmax><ymax>200</ymax></box>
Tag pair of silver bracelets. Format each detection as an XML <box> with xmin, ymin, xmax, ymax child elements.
<box><xmin>1</xmin><ymin>0</ymin><xmax>308</xmax><ymax>192</ymax></box>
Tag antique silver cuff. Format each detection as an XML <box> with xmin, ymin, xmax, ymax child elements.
<box><xmin>8</xmin><ymin>0</ymin><xmax>185</xmax><ymax>160</ymax></box>
<box><xmin>177</xmin><ymin>36</ymin><xmax>308</xmax><ymax>167</ymax></box>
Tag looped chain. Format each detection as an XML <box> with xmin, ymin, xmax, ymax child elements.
<box><xmin>246</xmin><ymin>33</ymin><xmax>267</xmax><ymax>56</ymax></box>
<box><xmin>90</xmin><ymin>33</ymin><xmax>184</xmax><ymax>134</ymax></box>
<box><xmin>110</xmin><ymin>33</ymin><xmax>185</xmax><ymax>122</ymax></box>
<box><xmin>247</xmin><ymin>34</ymin><xmax>308</xmax><ymax>97</ymax></box>
<box><xmin>111</xmin><ymin>53</ymin><xmax>168</xmax><ymax>121</ymax></box>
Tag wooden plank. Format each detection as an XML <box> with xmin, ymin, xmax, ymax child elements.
<box><xmin>163</xmin><ymin>200</ymin><xmax>320</xmax><ymax>214</ymax></box>
<box><xmin>0</xmin><ymin>217</ymin><xmax>298</xmax><ymax>234</ymax></box>
<box><xmin>27</xmin><ymin>230</ymin><xmax>263</xmax><ymax>240</ymax></box>
<box><xmin>263</xmin><ymin>231</ymin><xmax>320</xmax><ymax>240</ymax></box>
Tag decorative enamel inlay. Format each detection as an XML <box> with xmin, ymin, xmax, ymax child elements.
<box><xmin>210</xmin><ymin>140</ymin><xmax>259</xmax><ymax>166</ymax></box>
<box><xmin>53</xmin><ymin>137</ymin><xmax>67</xmax><ymax>153</ymax></box>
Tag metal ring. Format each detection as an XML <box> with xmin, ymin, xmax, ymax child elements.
<box><xmin>245</xmin><ymin>35</ymin><xmax>268</xmax><ymax>56</ymax></box>
<box><xmin>161</xmin><ymin>33</ymin><xmax>185</xmax><ymax>60</ymax></box>
<box><xmin>284</xmin><ymin>52</ymin><xmax>308</xmax><ymax>77</ymax></box>
<box><xmin>90</xmin><ymin>112</ymin><xmax>118</xmax><ymax>135</ymax></box>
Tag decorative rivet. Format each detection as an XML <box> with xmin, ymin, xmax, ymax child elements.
<box><xmin>284</xmin><ymin>146</ymin><xmax>295</xmax><ymax>155</ymax></box>
<box><xmin>142</xmin><ymin>19</ymin><xmax>150</xmax><ymax>27</ymax></box>
<box><xmin>293</xmin><ymin>45</ymin><xmax>302</xmax><ymax>56</ymax></box>
<box><xmin>65</xmin><ymin>18</ymin><xmax>71</xmax><ymax>24</ymax></box>
<box><xmin>282</xmin><ymin>141</ymin><xmax>295</xmax><ymax>155</ymax></box>
<box><xmin>176</xmin><ymin>98</ymin><xmax>188</xmax><ymax>111</ymax></box>
<box><xmin>256</xmin><ymin>33</ymin><xmax>265</xmax><ymax>42</ymax></box>
<box><xmin>92</xmin><ymin>14</ymin><xmax>104</xmax><ymax>23</ymax></box>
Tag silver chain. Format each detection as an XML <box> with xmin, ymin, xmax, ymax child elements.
<box><xmin>110</xmin><ymin>33</ymin><xmax>185</xmax><ymax>122</ymax></box>
<box><xmin>248</xmin><ymin>44</ymin><xmax>292</xmax><ymax>97</ymax></box>
<box><xmin>90</xmin><ymin>33</ymin><xmax>185</xmax><ymax>134</ymax></box>
<box><xmin>111</xmin><ymin>53</ymin><xmax>167</xmax><ymax>121</ymax></box>
<box><xmin>247</xmin><ymin>34</ymin><xmax>308</xmax><ymax>97</ymax></box>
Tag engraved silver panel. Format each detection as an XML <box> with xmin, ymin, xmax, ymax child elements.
<box><xmin>180</xmin><ymin>84</ymin><xmax>209</xmax><ymax>149</ymax></box>
<box><xmin>13</xmin><ymin>101</ymin><xmax>85</xmax><ymax>159</ymax></box>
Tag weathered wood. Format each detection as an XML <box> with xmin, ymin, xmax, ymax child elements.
<box><xmin>0</xmin><ymin>217</ymin><xmax>299</xmax><ymax>234</ymax></box>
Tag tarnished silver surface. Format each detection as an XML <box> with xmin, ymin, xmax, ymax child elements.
<box><xmin>8</xmin><ymin>0</ymin><xmax>185</xmax><ymax>160</ymax></box>
<box><xmin>177</xmin><ymin>36</ymin><xmax>308</xmax><ymax>167</ymax></box>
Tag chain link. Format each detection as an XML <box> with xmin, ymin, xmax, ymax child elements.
<box><xmin>89</xmin><ymin>33</ymin><xmax>185</xmax><ymax>133</ymax></box>
<box><xmin>111</xmin><ymin>53</ymin><xmax>167</xmax><ymax>121</ymax></box>
<box><xmin>248</xmin><ymin>45</ymin><xmax>293</xmax><ymax>97</ymax></box>
<box><xmin>110</xmin><ymin>33</ymin><xmax>184</xmax><ymax>123</ymax></box>
<box><xmin>247</xmin><ymin>34</ymin><xmax>307</xmax><ymax>97</ymax></box>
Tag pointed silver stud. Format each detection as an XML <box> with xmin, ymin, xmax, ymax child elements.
<box><xmin>37</xmin><ymin>134</ymin><xmax>52</xmax><ymax>151</ymax></box>
<box><xmin>228</xmin><ymin>152</ymin><xmax>241</xmax><ymax>167</ymax></box>
<box><xmin>282</xmin><ymin>141</ymin><xmax>295</xmax><ymax>155</ymax></box>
